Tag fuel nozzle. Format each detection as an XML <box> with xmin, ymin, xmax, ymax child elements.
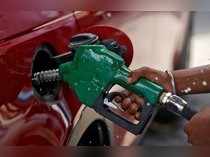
<box><xmin>32</xmin><ymin>69</ymin><xmax>60</xmax><ymax>85</ymax></box>
<box><xmin>159</xmin><ymin>92</ymin><xmax>197</xmax><ymax>120</ymax></box>
<box><xmin>32</xmin><ymin>69</ymin><xmax>61</xmax><ymax>102</ymax></box>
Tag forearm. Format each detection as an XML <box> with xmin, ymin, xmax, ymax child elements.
<box><xmin>173</xmin><ymin>65</ymin><xmax>210</xmax><ymax>95</ymax></box>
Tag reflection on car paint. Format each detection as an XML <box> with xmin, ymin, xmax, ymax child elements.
<box><xmin>17</xmin><ymin>88</ymin><xmax>33</xmax><ymax>102</ymax></box>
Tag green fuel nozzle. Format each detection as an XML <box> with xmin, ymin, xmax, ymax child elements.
<box><xmin>32</xmin><ymin>35</ymin><xmax>197</xmax><ymax>135</ymax></box>
<box><xmin>60</xmin><ymin>44</ymin><xmax>165</xmax><ymax>134</ymax></box>
<box><xmin>59</xmin><ymin>45</ymin><xmax>164</xmax><ymax>107</ymax></box>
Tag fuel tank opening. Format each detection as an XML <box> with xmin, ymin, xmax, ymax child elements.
<box><xmin>31</xmin><ymin>33</ymin><xmax>131</xmax><ymax>102</ymax></box>
<box><xmin>31</xmin><ymin>45</ymin><xmax>60</xmax><ymax>102</ymax></box>
<box><xmin>69</xmin><ymin>33</ymin><xmax>99</xmax><ymax>49</ymax></box>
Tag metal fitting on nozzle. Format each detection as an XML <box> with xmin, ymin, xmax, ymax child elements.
<box><xmin>32</xmin><ymin>69</ymin><xmax>60</xmax><ymax>85</ymax></box>
<box><xmin>159</xmin><ymin>92</ymin><xmax>187</xmax><ymax>114</ymax></box>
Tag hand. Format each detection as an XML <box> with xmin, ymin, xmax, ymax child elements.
<box><xmin>114</xmin><ymin>91</ymin><xmax>144</xmax><ymax>120</ymax></box>
<box><xmin>114</xmin><ymin>67</ymin><xmax>173</xmax><ymax>120</ymax></box>
<box><xmin>184</xmin><ymin>107</ymin><xmax>210</xmax><ymax>145</ymax></box>
<box><xmin>128</xmin><ymin>67</ymin><xmax>173</xmax><ymax>92</ymax></box>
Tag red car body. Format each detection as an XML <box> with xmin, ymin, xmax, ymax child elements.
<box><xmin>0</xmin><ymin>11</ymin><xmax>125</xmax><ymax>145</ymax></box>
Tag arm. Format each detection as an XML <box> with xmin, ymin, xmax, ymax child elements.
<box><xmin>173</xmin><ymin>65</ymin><xmax>210</xmax><ymax>95</ymax></box>
<box><xmin>128</xmin><ymin>65</ymin><xmax>210</xmax><ymax>95</ymax></box>
<box><xmin>115</xmin><ymin>65</ymin><xmax>210</xmax><ymax>122</ymax></box>
<box><xmin>117</xmin><ymin>65</ymin><xmax>210</xmax><ymax>145</ymax></box>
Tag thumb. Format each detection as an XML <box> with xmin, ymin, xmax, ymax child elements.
<box><xmin>128</xmin><ymin>70</ymin><xmax>142</xmax><ymax>84</ymax></box>
<box><xmin>128</xmin><ymin>67</ymin><xmax>152</xmax><ymax>84</ymax></box>
<box><xmin>128</xmin><ymin>73</ymin><xmax>134</xmax><ymax>84</ymax></box>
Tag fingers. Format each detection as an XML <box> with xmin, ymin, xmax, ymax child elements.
<box><xmin>128</xmin><ymin>67</ymin><xmax>148</xmax><ymax>84</ymax></box>
<box><xmin>112</xmin><ymin>91</ymin><xmax>145</xmax><ymax>121</ymax></box>
<box><xmin>114</xmin><ymin>96</ymin><xmax>123</xmax><ymax>103</ymax></box>
<box><xmin>127</xmin><ymin>103</ymin><xmax>139</xmax><ymax>115</ymax></box>
<box><xmin>134</xmin><ymin>94</ymin><xmax>145</xmax><ymax>105</ymax></box>
<box><xmin>121</xmin><ymin>93</ymin><xmax>144</xmax><ymax>120</ymax></box>
<box><xmin>127</xmin><ymin>94</ymin><xmax>143</xmax><ymax>115</ymax></box>
<box><xmin>183</xmin><ymin>107</ymin><xmax>210</xmax><ymax>145</ymax></box>
<box><xmin>121</xmin><ymin>97</ymin><xmax>132</xmax><ymax>110</ymax></box>
<box><xmin>113</xmin><ymin>91</ymin><xmax>129</xmax><ymax>103</ymax></box>
<box><xmin>135</xmin><ymin>112</ymin><xmax>141</xmax><ymax>120</ymax></box>
<box><xmin>128</xmin><ymin>67</ymin><xmax>173</xmax><ymax>92</ymax></box>
<box><xmin>128</xmin><ymin>67</ymin><xmax>160</xmax><ymax>84</ymax></box>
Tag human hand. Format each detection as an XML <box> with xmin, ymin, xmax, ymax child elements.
<box><xmin>113</xmin><ymin>91</ymin><xmax>144</xmax><ymax>120</ymax></box>
<box><xmin>184</xmin><ymin>107</ymin><xmax>210</xmax><ymax>145</ymax></box>
<box><xmin>114</xmin><ymin>67</ymin><xmax>173</xmax><ymax>120</ymax></box>
<box><xmin>128</xmin><ymin>67</ymin><xmax>173</xmax><ymax>92</ymax></box>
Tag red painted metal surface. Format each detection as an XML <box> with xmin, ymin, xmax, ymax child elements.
<box><xmin>84</xmin><ymin>25</ymin><xmax>133</xmax><ymax>66</ymax></box>
<box><xmin>0</xmin><ymin>11</ymin><xmax>134</xmax><ymax>145</ymax></box>
<box><xmin>0</xmin><ymin>11</ymin><xmax>71</xmax><ymax>41</ymax></box>
<box><xmin>0</xmin><ymin>11</ymin><xmax>81</xmax><ymax>145</ymax></box>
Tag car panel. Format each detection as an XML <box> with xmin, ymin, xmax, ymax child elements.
<box><xmin>0</xmin><ymin>12</ymin><xmax>80</xmax><ymax>145</ymax></box>
<box><xmin>0</xmin><ymin>11</ymin><xmax>71</xmax><ymax>41</ymax></box>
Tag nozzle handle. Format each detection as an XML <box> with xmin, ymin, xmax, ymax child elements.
<box><xmin>113</xmin><ymin>66</ymin><xmax>164</xmax><ymax>105</ymax></box>
<box><xmin>95</xmin><ymin>65</ymin><xmax>164</xmax><ymax>135</ymax></box>
<box><xmin>94</xmin><ymin>91</ymin><xmax>158</xmax><ymax>135</ymax></box>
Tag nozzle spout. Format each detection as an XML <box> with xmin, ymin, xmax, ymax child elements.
<box><xmin>32</xmin><ymin>69</ymin><xmax>60</xmax><ymax>85</ymax></box>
